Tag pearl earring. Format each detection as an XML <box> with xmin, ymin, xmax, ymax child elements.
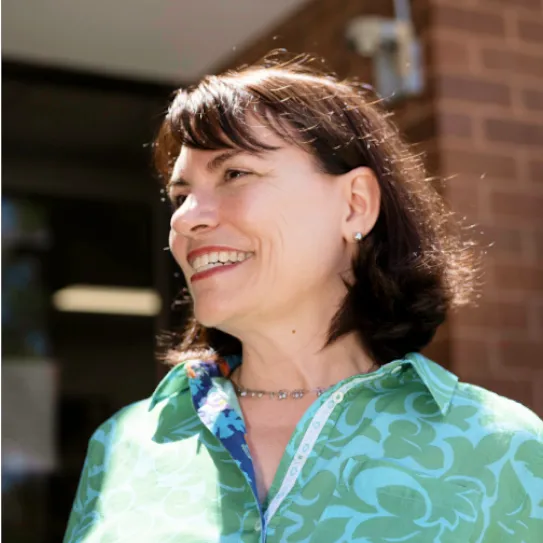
<box><xmin>353</xmin><ymin>232</ymin><xmax>363</xmax><ymax>242</ymax></box>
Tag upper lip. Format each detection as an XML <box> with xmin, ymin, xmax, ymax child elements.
<box><xmin>186</xmin><ymin>245</ymin><xmax>253</xmax><ymax>267</ymax></box>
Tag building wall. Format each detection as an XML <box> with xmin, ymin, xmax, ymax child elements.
<box><xmin>432</xmin><ymin>0</ymin><xmax>543</xmax><ymax>415</ymax></box>
<box><xmin>221</xmin><ymin>0</ymin><xmax>543</xmax><ymax>414</ymax></box>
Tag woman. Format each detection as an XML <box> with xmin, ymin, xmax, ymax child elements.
<box><xmin>64</xmin><ymin>56</ymin><xmax>543</xmax><ymax>542</ymax></box>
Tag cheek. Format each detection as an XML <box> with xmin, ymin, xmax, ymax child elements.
<box><xmin>223</xmin><ymin>180</ymin><xmax>338</xmax><ymax>254</ymax></box>
<box><xmin>223</xmin><ymin>188</ymin><xmax>260</xmax><ymax>218</ymax></box>
<box><xmin>169</xmin><ymin>230</ymin><xmax>189</xmax><ymax>270</ymax></box>
<box><xmin>221</xmin><ymin>191</ymin><xmax>273</xmax><ymax>243</ymax></box>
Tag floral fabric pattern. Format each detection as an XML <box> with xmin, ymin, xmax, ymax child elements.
<box><xmin>64</xmin><ymin>353</ymin><xmax>543</xmax><ymax>542</ymax></box>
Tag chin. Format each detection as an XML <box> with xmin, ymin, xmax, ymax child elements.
<box><xmin>192</xmin><ymin>296</ymin><xmax>239</xmax><ymax>329</ymax></box>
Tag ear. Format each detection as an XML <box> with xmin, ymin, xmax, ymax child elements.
<box><xmin>341</xmin><ymin>166</ymin><xmax>381</xmax><ymax>241</ymax></box>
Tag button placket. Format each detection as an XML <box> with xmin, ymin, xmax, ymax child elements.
<box><xmin>264</xmin><ymin>371</ymin><xmax>382</xmax><ymax>529</ymax></box>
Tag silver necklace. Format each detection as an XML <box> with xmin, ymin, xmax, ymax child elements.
<box><xmin>230</xmin><ymin>363</ymin><xmax>378</xmax><ymax>400</ymax></box>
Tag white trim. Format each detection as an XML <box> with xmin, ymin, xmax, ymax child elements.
<box><xmin>264</xmin><ymin>372</ymin><xmax>381</xmax><ymax>527</ymax></box>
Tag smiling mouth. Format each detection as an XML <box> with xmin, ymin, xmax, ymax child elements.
<box><xmin>190</xmin><ymin>250</ymin><xmax>254</xmax><ymax>274</ymax></box>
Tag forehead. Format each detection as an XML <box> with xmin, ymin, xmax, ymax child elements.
<box><xmin>171</xmin><ymin>121</ymin><xmax>287</xmax><ymax>176</ymax></box>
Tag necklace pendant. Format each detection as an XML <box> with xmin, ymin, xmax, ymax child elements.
<box><xmin>240</xmin><ymin>390</ymin><xmax>248</xmax><ymax>397</ymax></box>
<box><xmin>257</xmin><ymin>392</ymin><xmax>264</xmax><ymax>398</ymax></box>
<box><xmin>278</xmin><ymin>390</ymin><xmax>288</xmax><ymax>400</ymax></box>
<box><xmin>292</xmin><ymin>390</ymin><xmax>305</xmax><ymax>399</ymax></box>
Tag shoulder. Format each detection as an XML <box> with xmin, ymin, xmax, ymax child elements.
<box><xmin>90</xmin><ymin>398</ymin><xmax>152</xmax><ymax>444</ymax></box>
<box><xmin>64</xmin><ymin>382</ymin><xmax>201</xmax><ymax>541</ymax></box>
<box><xmin>454</xmin><ymin>380</ymin><xmax>543</xmax><ymax>441</ymax></box>
<box><xmin>407</xmin><ymin>353</ymin><xmax>542</xmax><ymax>442</ymax></box>
<box><xmin>444</xmin><ymin>380</ymin><xmax>543</xmax><ymax>484</ymax></box>
<box><xmin>86</xmin><ymin>379</ymin><xmax>196</xmax><ymax>465</ymax></box>
<box><xmin>83</xmin><ymin>399</ymin><xmax>152</xmax><ymax>466</ymax></box>
<box><xmin>406</xmin><ymin>353</ymin><xmax>543</xmax><ymax>464</ymax></box>
<box><xmin>84</xmin><ymin>361</ymin><xmax>204</xmax><ymax>463</ymax></box>
<box><xmin>446</xmin><ymin>382</ymin><xmax>543</xmax><ymax>533</ymax></box>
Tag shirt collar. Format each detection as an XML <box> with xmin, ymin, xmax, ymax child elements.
<box><xmin>401</xmin><ymin>352</ymin><xmax>459</xmax><ymax>415</ymax></box>
<box><xmin>149</xmin><ymin>352</ymin><xmax>458</xmax><ymax>415</ymax></box>
<box><xmin>149</xmin><ymin>354</ymin><xmax>241</xmax><ymax>411</ymax></box>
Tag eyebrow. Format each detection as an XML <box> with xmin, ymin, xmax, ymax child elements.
<box><xmin>167</xmin><ymin>149</ymin><xmax>251</xmax><ymax>189</ymax></box>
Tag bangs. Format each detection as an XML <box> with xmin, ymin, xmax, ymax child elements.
<box><xmin>154</xmin><ymin>69</ymin><xmax>359</xmax><ymax>181</ymax></box>
<box><xmin>167</xmin><ymin>77</ymin><xmax>286</xmax><ymax>153</ymax></box>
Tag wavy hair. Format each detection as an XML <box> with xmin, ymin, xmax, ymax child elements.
<box><xmin>153</xmin><ymin>54</ymin><xmax>478</xmax><ymax>367</ymax></box>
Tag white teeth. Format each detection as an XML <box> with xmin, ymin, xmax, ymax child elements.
<box><xmin>198</xmin><ymin>262</ymin><xmax>224</xmax><ymax>272</ymax></box>
<box><xmin>190</xmin><ymin>250</ymin><xmax>253</xmax><ymax>273</ymax></box>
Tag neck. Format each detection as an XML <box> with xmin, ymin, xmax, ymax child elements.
<box><xmin>224</xmin><ymin>306</ymin><xmax>376</xmax><ymax>392</ymax></box>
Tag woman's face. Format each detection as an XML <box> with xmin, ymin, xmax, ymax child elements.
<box><xmin>168</xmin><ymin>124</ymin><xmax>352</xmax><ymax>332</ymax></box>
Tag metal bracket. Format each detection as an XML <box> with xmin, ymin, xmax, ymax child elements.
<box><xmin>346</xmin><ymin>15</ymin><xmax>424</xmax><ymax>101</ymax></box>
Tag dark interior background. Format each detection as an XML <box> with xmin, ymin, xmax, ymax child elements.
<box><xmin>2</xmin><ymin>62</ymin><xmax>186</xmax><ymax>542</ymax></box>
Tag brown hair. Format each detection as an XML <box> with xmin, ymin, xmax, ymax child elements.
<box><xmin>154</xmin><ymin>54</ymin><xmax>478</xmax><ymax>367</ymax></box>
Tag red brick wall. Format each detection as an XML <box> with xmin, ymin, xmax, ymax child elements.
<box><xmin>432</xmin><ymin>0</ymin><xmax>543</xmax><ymax>414</ymax></box>
<box><xmin>221</xmin><ymin>0</ymin><xmax>543</xmax><ymax>414</ymax></box>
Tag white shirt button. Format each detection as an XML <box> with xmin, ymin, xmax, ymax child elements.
<box><xmin>333</xmin><ymin>391</ymin><xmax>345</xmax><ymax>404</ymax></box>
<box><xmin>254</xmin><ymin>518</ymin><xmax>262</xmax><ymax>531</ymax></box>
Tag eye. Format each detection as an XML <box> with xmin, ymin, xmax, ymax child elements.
<box><xmin>170</xmin><ymin>194</ymin><xmax>188</xmax><ymax>210</ymax></box>
<box><xmin>224</xmin><ymin>169</ymin><xmax>249</xmax><ymax>182</ymax></box>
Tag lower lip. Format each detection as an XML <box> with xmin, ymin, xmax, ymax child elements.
<box><xmin>190</xmin><ymin>260</ymin><xmax>247</xmax><ymax>283</ymax></box>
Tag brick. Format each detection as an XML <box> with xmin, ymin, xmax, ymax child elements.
<box><xmin>442</xmin><ymin>150</ymin><xmax>517</xmax><ymax>179</ymax></box>
<box><xmin>439</xmin><ymin>112</ymin><xmax>473</xmax><ymax>138</ymax></box>
<box><xmin>485</xmin><ymin>118</ymin><xmax>543</xmax><ymax>146</ymax></box>
<box><xmin>500</xmin><ymin>340</ymin><xmax>543</xmax><ymax>368</ymax></box>
<box><xmin>480</xmin><ymin>0</ymin><xmax>542</xmax><ymax>9</ymax></box>
<box><xmin>432</xmin><ymin>36</ymin><xmax>470</xmax><ymax>68</ymax></box>
<box><xmin>518</xmin><ymin>19</ymin><xmax>543</xmax><ymax>44</ymax></box>
<box><xmin>446</xmin><ymin>182</ymin><xmax>480</xmax><ymax>216</ymax></box>
<box><xmin>410</xmin><ymin>1</ymin><xmax>432</xmax><ymax>33</ymax></box>
<box><xmin>494</xmin><ymin>263</ymin><xmax>543</xmax><ymax>291</ymax></box>
<box><xmin>436</xmin><ymin>75</ymin><xmax>510</xmax><ymax>106</ymax></box>
<box><xmin>481</xmin><ymin>48</ymin><xmax>543</xmax><ymax>79</ymax></box>
<box><xmin>452</xmin><ymin>339</ymin><xmax>492</xmax><ymax>374</ymax></box>
<box><xmin>523</xmin><ymin>89</ymin><xmax>543</xmax><ymax>112</ymax></box>
<box><xmin>403</xmin><ymin>112</ymin><xmax>437</xmax><ymax>143</ymax></box>
<box><xmin>533</xmin><ymin>385</ymin><xmax>543</xmax><ymax>417</ymax></box>
<box><xmin>458</xmin><ymin>301</ymin><xmax>529</xmax><ymax>329</ymax></box>
<box><xmin>423</xmin><ymin>338</ymin><xmax>451</xmax><ymax>368</ymax></box>
<box><xmin>528</xmin><ymin>160</ymin><xmax>543</xmax><ymax>182</ymax></box>
<box><xmin>533</xmin><ymin>231</ymin><xmax>543</xmax><ymax>258</ymax></box>
<box><xmin>538</xmin><ymin>305</ymin><xmax>543</xmax><ymax>329</ymax></box>
<box><xmin>478</xmin><ymin>224</ymin><xmax>524</xmax><ymax>256</ymax></box>
<box><xmin>434</xmin><ymin>5</ymin><xmax>506</xmax><ymax>37</ymax></box>
<box><xmin>491</xmin><ymin>191</ymin><xmax>543</xmax><ymax>220</ymax></box>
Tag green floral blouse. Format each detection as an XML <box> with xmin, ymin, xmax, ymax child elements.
<box><xmin>64</xmin><ymin>352</ymin><xmax>543</xmax><ymax>542</ymax></box>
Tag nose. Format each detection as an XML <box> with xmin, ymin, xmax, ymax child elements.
<box><xmin>170</xmin><ymin>192</ymin><xmax>219</xmax><ymax>237</ymax></box>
